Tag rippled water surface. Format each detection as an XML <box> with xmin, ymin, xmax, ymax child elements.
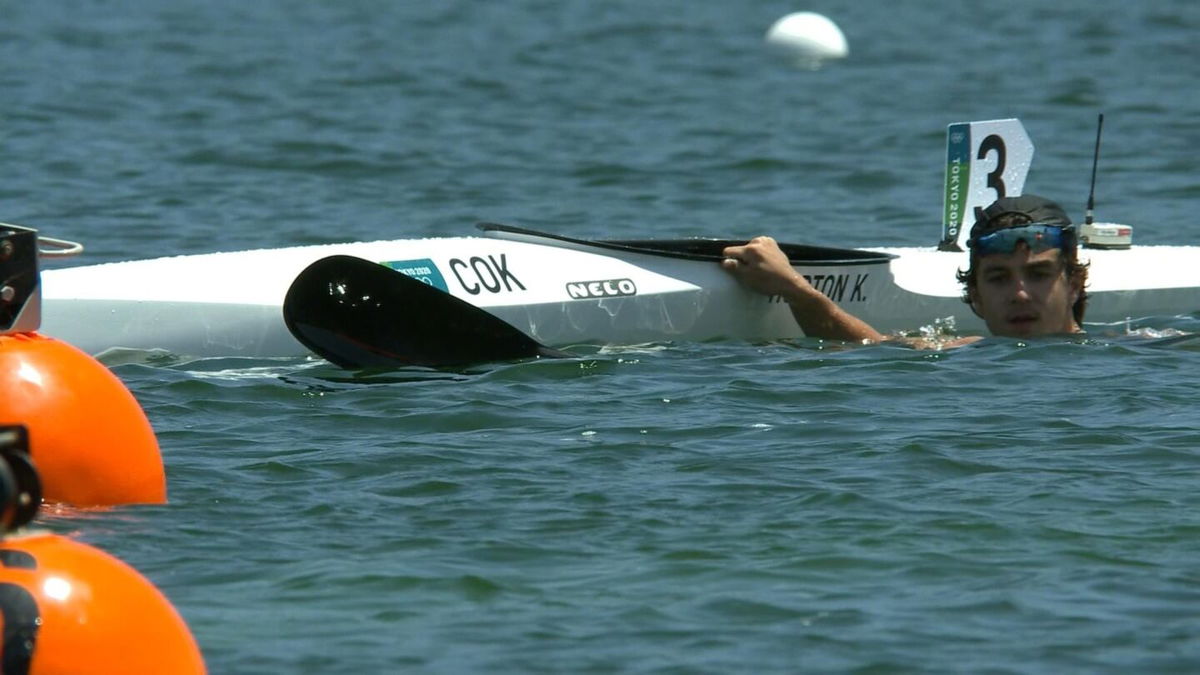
<box><xmin>7</xmin><ymin>1</ymin><xmax>1200</xmax><ymax>672</ymax></box>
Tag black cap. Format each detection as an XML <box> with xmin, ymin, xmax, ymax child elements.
<box><xmin>970</xmin><ymin>195</ymin><xmax>1072</xmax><ymax>243</ymax></box>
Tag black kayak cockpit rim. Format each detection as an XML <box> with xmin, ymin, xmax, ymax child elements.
<box><xmin>476</xmin><ymin>222</ymin><xmax>895</xmax><ymax>266</ymax></box>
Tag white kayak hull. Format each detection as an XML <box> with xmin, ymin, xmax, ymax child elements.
<box><xmin>38</xmin><ymin>227</ymin><xmax>1200</xmax><ymax>358</ymax></box>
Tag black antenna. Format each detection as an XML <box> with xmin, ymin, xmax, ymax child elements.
<box><xmin>1085</xmin><ymin>113</ymin><xmax>1104</xmax><ymax>225</ymax></box>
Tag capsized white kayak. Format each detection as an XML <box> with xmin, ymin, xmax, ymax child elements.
<box><xmin>35</xmin><ymin>118</ymin><xmax>1200</xmax><ymax>359</ymax></box>
<box><xmin>37</xmin><ymin>226</ymin><xmax>885</xmax><ymax>357</ymax></box>
<box><xmin>37</xmin><ymin>222</ymin><xmax>1200</xmax><ymax>359</ymax></box>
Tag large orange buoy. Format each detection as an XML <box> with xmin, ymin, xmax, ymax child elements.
<box><xmin>0</xmin><ymin>333</ymin><xmax>165</xmax><ymax>506</ymax></box>
<box><xmin>0</xmin><ymin>532</ymin><xmax>206</xmax><ymax>674</ymax></box>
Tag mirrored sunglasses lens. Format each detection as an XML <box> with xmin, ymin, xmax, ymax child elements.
<box><xmin>975</xmin><ymin>225</ymin><xmax>1065</xmax><ymax>254</ymax></box>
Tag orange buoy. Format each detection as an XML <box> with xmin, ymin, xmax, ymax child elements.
<box><xmin>0</xmin><ymin>532</ymin><xmax>206</xmax><ymax>674</ymax></box>
<box><xmin>0</xmin><ymin>333</ymin><xmax>165</xmax><ymax>506</ymax></box>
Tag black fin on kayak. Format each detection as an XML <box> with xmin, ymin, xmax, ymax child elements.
<box><xmin>283</xmin><ymin>255</ymin><xmax>572</xmax><ymax>369</ymax></box>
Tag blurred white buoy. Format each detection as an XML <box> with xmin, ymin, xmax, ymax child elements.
<box><xmin>765</xmin><ymin>12</ymin><xmax>848</xmax><ymax>66</ymax></box>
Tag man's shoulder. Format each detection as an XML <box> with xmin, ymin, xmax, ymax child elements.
<box><xmin>891</xmin><ymin>335</ymin><xmax>984</xmax><ymax>350</ymax></box>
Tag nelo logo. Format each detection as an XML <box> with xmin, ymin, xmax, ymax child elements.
<box><xmin>565</xmin><ymin>278</ymin><xmax>637</xmax><ymax>299</ymax></box>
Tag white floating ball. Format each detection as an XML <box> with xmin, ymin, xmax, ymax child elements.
<box><xmin>765</xmin><ymin>12</ymin><xmax>849</xmax><ymax>65</ymax></box>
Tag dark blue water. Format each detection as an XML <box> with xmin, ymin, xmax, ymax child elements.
<box><xmin>7</xmin><ymin>1</ymin><xmax>1200</xmax><ymax>672</ymax></box>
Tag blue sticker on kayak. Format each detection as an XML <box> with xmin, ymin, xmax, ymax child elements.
<box><xmin>381</xmin><ymin>258</ymin><xmax>449</xmax><ymax>292</ymax></box>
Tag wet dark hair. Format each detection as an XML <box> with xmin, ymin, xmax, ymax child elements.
<box><xmin>956</xmin><ymin>195</ymin><xmax>1090</xmax><ymax>325</ymax></box>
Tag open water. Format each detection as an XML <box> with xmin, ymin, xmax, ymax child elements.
<box><xmin>6</xmin><ymin>1</ymin><xmax>1200</xmax><ymax>672</ymax></box>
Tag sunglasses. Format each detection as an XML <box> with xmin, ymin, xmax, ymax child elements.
<box><xmin>970</xmin><ymin>223</ymin><xmax>1075</xmax><ymax>256</ymax></box>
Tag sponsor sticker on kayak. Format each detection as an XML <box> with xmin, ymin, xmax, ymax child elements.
<box><xmin>382</xmin><ymin>258</ymin><xmax>449</xmax><ymax>292</ymax></box>
<box><xmin>565</xmin><ymin>278</ymin><xmax>638</xmax><ymax>299</ymax></box>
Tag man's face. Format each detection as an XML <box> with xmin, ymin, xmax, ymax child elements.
<box><xmin>969</xmin><ymin>244</ymin><xmax>1081</xmax><ymax>337</ymax></box>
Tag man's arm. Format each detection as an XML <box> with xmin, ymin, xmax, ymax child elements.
<box><xmin>721</xmin><ymin>236</ymin><xmax>886</xmax><ymax>342</ymax></box>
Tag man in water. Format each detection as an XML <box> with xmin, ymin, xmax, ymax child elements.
<box><xmin>721</xmin><ymin>195</ymin><xmax>1089</xmax><ymax>345</ymax></box>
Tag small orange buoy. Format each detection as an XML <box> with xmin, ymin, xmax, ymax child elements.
<box><xmin>0</xmin><ymin>532</ymin><xmax>206</xmax><ymax>674</ymax></box>
<box><xmin>0</xmin><ymin>333</ymin><xmax>165</xmax><ymax>506</ymax></box>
